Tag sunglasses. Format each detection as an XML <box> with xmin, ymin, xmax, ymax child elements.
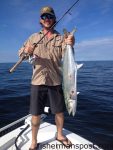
<box><xmin>41</xmin><ymin>14</ymin><xmax>55</xmax><ymax>20</ymax></box>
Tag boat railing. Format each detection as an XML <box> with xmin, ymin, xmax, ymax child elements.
<box><xmin>0</xmin><ymin>114</ymin><xmax>31</xmax><ymax>137</ymax></box>
<box><xmin>0</xmin><ymin>107</ymin><xmax>50</xmax><ymax>137</ymax></box>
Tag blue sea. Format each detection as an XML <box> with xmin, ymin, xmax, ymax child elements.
<box><xmin>0</xmin><ymin>61</ymin><xmax>113</xmax><ymax>150</ymax></box>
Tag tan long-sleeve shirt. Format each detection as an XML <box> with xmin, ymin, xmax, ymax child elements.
<box><xmin>19</xmin><ymin>30</ymin><xmax>66</xmax><ymax>86</ymax></box>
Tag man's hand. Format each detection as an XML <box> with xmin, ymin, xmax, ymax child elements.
<box><xmin>19</xmin><ymin>43</ymin><xmax>35</xmax><ymax>57</ymax></box>
<box><xmin>24</xmin><ymin>43</ymin><xmax>35</xmax><ymax>54</ymax></box>
<box><xmin>64</xmin><ymin>34</ymin><xmax>75</xmax><ymax>47</ymax></box>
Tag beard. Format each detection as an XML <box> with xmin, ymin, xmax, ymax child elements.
<box><xmin>40</xmin><ymin>20</ymin><xmax>56</xmax><ymax>30</ymax></box>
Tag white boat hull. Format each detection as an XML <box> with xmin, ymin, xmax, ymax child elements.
<box><xmin>0</xmin><ymin>115</ymin><xmax>102</xmax><ymax>150</ymax></box>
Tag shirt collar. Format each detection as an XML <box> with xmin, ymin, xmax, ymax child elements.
<box><xmin>39</xmin><ymin>29</ymin><xmax>60</xmax><ymax>37</ymax></box>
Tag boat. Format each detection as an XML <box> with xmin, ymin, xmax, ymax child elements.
<box><xmin>0</xmin><ymin>112</ymin><xmax>103</xmax><ymax>150</ymax></box>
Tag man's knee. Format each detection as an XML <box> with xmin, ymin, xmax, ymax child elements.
<box><xmin>55</xmin><ymin>112</ymin><xmax>64</xmax><ymax>117</ymax></box>
<box><xmin>31</xmin><ymin>115</ymin><xmax>41</xmax><ymax>127</ymax></box>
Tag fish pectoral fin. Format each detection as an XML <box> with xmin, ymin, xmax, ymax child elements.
<box><xmin>77</xmin><ymin>92</ymin><xmax>80</xmax><ymax>95</ymax></box>
<box><xmin>77</xmin><ymin>63</ymin><xmax>83</xmax><ymax>70</ymax></box>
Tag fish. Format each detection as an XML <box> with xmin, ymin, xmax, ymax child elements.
<box><xmin>62</xmin><ymin>29</ymin><xmax>83</xmax><ymax>116</ymax></box>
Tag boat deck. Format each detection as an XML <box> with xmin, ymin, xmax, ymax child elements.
<box><xmin>0</xmin><ymin>115</ymin><xmax>102</xmax><ymax>150</ymax></box>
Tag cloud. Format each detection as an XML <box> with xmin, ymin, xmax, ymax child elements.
<box><xmin>76</xmin><ymin>37</ymin><xmax>113</xmax><ymax>48</ymax></box>
<box><xmin>75</xmin><ymin>37</ymin><xmax>113</xmax><ymax>60</ymax></box>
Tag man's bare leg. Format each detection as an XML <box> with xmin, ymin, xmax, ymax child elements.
<box><xmin>30</xmin><ymin>115</ymin><xmax>41</xmax><ymax>149</ymax></box>
<box><xmin>55</xmin><ymin>113</ymin><xmax>64</xmax><ymax>139</ymax></box>
<box><xmin>55</xmin><ymin>112</ymin><xmax>71</xmax><ymax>146</ymax></box>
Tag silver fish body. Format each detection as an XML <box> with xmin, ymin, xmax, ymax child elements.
<box><xmin>62</xmin><ymin>44</ymin><xmax>82</xmax><ymax>116</ymax></box>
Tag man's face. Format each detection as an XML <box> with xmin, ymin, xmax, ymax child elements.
<box><xmin>40</xmin><ymin>14</ymin><xmax>55</xmax><ymax>29</ymax></box>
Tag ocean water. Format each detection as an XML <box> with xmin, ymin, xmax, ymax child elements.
<box><xmin>0</xmin><ymin>61</ymin><xmax>113</xmax><ymax>150</ymax></box>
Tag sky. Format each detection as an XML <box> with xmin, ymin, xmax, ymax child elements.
<box><xmin>0</xmin><ymin>0</ymin><xmax>113</xmax><ymax>62</ymax></box>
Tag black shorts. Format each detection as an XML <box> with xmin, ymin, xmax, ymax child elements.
<box><xmin>29</xmin><ymin>85</ymin><xmax>66</xmax><ymax>115</ymax></box>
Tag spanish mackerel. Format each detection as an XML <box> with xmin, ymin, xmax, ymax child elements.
<box><xmin>62</xmin><ymin>29</ymin><xmax>83</xmax><ymax>116</ymax></box>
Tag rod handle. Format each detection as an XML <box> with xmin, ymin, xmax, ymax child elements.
<box><xmin>9</xmin><ymin>55</ymin><xmax>26</xmax><ymax>73</ymax></box>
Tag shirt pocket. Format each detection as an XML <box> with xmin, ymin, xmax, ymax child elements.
<box><xmin>52</xmin><ymin>44</ymin><xmax>62</xmax><ymax>60</ymax></box>
<box><xmin>52</xmin><ymin>37</ymin><xmax>62</xmax><ymax>58</ymax></box>
<box><xmin>33</xmin><ymin>40</ymin><xmax>44</xmax><ymax>56</ymax></box>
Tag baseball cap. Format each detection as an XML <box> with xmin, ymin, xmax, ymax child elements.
<box><xmin>40</xmin><ymin>6</ymin><xmax>56</xmax><ymax>17</ymax></box>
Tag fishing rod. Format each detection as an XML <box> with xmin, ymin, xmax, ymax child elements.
<box><xmin>9</xmin><ymin>0</ymin><xmax>80</xmax><ymax>73</ymax></box>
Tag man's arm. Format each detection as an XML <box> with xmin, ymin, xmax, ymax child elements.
<box><xmin>18</xmin><ymin>38</ymin><xmax>35</xmax><ymax>58</ymax></box>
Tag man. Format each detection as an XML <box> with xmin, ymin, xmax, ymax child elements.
<box><xmin>19</xmin><ymin>6</ymin><xmax>75</xmax><ymax>150</ymax></box>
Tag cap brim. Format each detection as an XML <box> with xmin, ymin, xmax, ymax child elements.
<box><xmin>41</xmin><ymin>12</ymin><xmax>55</xmax><ymax>16</ymax></box>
